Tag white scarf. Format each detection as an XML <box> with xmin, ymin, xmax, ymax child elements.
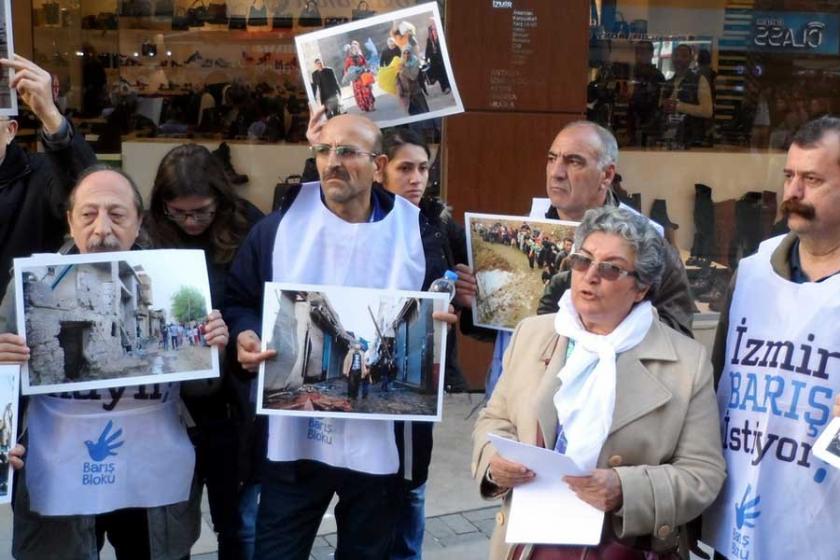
<box><xmin>552</xmin><ymin>291</ymin><xmax>653</xmax><ymax>472</ymax></box>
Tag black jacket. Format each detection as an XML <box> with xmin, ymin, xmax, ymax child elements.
<box><xmin>0</xmin><ymin>127</ymin><xmax>97</xmax><ymax>298</ymax></box>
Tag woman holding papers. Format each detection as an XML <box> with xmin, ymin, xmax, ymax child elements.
<box><xmin>472</xmin><ymin>206</ymin><xmax>725</xmax><ymax>560</ymax></box>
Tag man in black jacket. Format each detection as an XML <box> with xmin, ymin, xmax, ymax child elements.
<box><xmin>310</xmin><ymin>58</ymin><xmax>342</xmax><ymax>118</ymax></box>
<box><xmin>227</xmin><ymin>114</ymin><xmax>456</xmax><ymax>560</ymax></box>
<box><xmin>0</xmin><ymin>55</ymin><xmax>97</xmax><ymax>298</ymax></box>
<box><xmin>537</xmin><ymin>121</ymin><xmax>694</xmax><ymax>336</ymax></box>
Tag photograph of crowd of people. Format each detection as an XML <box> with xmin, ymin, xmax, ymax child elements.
<box><xmin>258</xmin><ymin>283</ymin><xmax>448</xmax><ymax>421</ymax></box>
<box><xmin>0</xmin><ymin>365</ymin><xmax>18</xmax><ymax>504</ymax></box>
<box><xmin>0</xmin><ymin>0</ymin><xmax>16</xmax><ymax>115</ymax></box>
<box><xmin>466</xmin><ymin>213</ymin><xmax>579</xmax><ymax>331</ymax></box>
<box><xmin>14</xmin><ymin>250</ymin><xmax>219</xmax><ymax>394</ymax></box>
<box><xmin>295</xmin><ymin>2</ymin><xmax>462</xmax><ymax>128</ymax></box>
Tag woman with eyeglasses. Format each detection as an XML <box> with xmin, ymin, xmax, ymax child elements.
<box><xmin>144</xmin><ymin>143</ymin><xmax>264</xmax><ymax>560</ymax></box>
<box><xmin>473</xmin><ymin>206</ymin><xmax>725</xmax><ymax>560</ymax></box>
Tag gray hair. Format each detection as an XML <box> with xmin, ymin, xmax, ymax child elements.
<box><xmin>68</xmin><ymin>164</ymin><xmax>144</xmax><ymax>216</ymax></box>
<box><xmin>573</xmin><ymin>206</ymin><xmax>665</xmax><ymax>293</ymax></box>
<box><xmin>564</xmin><ymin>120</ymin><xmax>619</xmax><ymax>169</ymax></box>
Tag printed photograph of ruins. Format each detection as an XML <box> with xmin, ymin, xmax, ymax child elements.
<box><xmin>16</xmin><ymin>250</ymin><xmax>217</xmax><ymax>394</ymax></box>
<box><xmin>258</xmin><ymin>283</ymin><xmax>448</xmax><ymax>421</ymax></box>
<box><xmin>0</xmin><ymin>366</ymin><xmax>18</xmax><ymax>504</ymax></box>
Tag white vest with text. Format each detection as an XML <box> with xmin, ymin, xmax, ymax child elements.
<box><xmin>703</xmin><ymin>235</ymin><xmax>840</xmax><ymax>560</ymax></box>
<box><xmin>268</xmin><ymin>183</ymin><xmax>425</xmax><ymax>474</ymax></box>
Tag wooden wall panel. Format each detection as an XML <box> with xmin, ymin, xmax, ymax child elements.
<box><xmin>443</xmin><ymin>1</ymin><xmax>590</xmax><ymax>390</ymax></box>
<box><xmin>446</xmin><ymin>1</ymin><xmax>588</xmax><ymax>113</ymax></box>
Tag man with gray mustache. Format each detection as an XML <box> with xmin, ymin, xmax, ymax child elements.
<box><xmin>0</xmin><ymin>166</ymin><xmax>229</xmax><ymax>559</ymax></box>
<box><xmin>703</xmin><ymin>116</ymin><xmax>840</xmax><ymax>559</ymax></box>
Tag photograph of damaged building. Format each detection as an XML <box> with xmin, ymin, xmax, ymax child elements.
<box><xmin>259</xmin><ymin>284</ymin><xmax>447</xmax><ymax>421</ymax></box>
<box><xmin>16</xmin><ymin>250</ymin><xmax>216</xmax><ymax>394</ymax></box>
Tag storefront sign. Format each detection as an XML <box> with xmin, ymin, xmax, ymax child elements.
<box><xmin>752</xmin><ymin>11</ymin><xmax>840</xmax><ymax>54</ymax></box>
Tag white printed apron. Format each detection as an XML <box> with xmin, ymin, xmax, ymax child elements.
<box><xmin>703</xmin><ymin>235</ymin><xmax>840</xmax><ymax>560</ymax></box>
<box><xmin>267</xmin><ymin>182</ymin><xmax>425</xmax><ymax>474</ymax></box>
<box><xmin>26</xmin><ymin>386</ymin><xmax>194</xmax><ymax>516</ymax></box>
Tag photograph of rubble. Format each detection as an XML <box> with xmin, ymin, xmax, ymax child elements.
<box><xmin>257</xmin><ymin>283</ymin><xmax>448</xmax><ymax>422</ymax></box>
<box><xmin>466</xmin><ymin>213</ymin><xmax>580</xmax><ymax>331</ymax></box>
<box><xmin>0</xmin><ymin>365</ymin><xmax>19</xmax><ymax>504</ymax></box>
<box><xmin>0</xmin><ymin>0</ymin><xmax>16</xmax><ymax>116</ymax></box>
<box><xmin>14</xmin><ymin>250</ymin><xmax>219</xmax><ymax>395</ymax></box>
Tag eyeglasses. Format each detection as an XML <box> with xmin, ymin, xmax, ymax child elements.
<box><xmin>164</xmin><ymin>203</ymin><xmax>217</xmax><ymax>224</ymax></box>
<box><xmin>567</xmin><ymin>252</ymin><xmax>638</xmax><ymax>281</ymax></box>
<box><xmin>310</xmin><ymin>144</ymin><xmax>378</xmax><ymax>161</ymax></box>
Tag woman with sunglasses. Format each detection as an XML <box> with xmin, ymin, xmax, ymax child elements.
<box><xmin>144</xmin><ymin>143</ymin><xmax>264</xmax><ymax>559</ymax></box>
<box><xmin>473</xmin><ymin>206</ymin><xmax>725</xmax><ymax>560</ymax></box>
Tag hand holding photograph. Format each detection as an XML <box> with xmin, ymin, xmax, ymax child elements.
<box><xmin>466</xmin><ymin>213</ymin><xmax>580</xmax><ymax>331</ymax></box>
<box><xmin>14</xmin><ymin>250</ymin><xmax>219</xmax><ymax>395</ymax></box>
<box><xmin>258</xmin><ymin>283</ymin><xmax>448</xmax><ymax>422</ymax></box>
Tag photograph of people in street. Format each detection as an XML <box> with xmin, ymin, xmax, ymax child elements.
<box><xmin>0</xmin><ymin>0</ymin><xmax>17</xmax><ymax>115</ymax></box>
<box><xmin>295</xmin><ymin>2</ymin><xmax>462</xmax><ymax>128</ymax></box>
<box><xmin>258</xmin><ymin>283</ymin><xmax>448</xmax><ymax>421</ymax></box>
<box><xmin>14</xmin><ymin>250</ymin><xmax>219</xmax><ymax>394</ymax></box>
<box><xmin>466</xmin><ymin>213</ymin><xmax>579</xmax><ymax>331</ymax></box>
<box><xmin>0</xmin><ymin>365</ymin><xmax>18</xmax><ymax>504</ymax></box>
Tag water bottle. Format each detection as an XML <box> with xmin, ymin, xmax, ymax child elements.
<box><xmin>429</xmin><ymin>270</ymin><xmax>458</xmax><ymax>302</ymax></box>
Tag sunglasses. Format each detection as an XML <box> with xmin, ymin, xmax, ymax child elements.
<box><xmin>567</xmin><ymin>252</ymin><xmax>638</xmax><ymax>281</ymax></box>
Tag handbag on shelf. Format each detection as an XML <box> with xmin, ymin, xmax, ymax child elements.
<box><xmin>248</xmin><ymin>2</ymin><xmax>268</xmax><ymax>27</ymax></box>
<box><xmin>228</xmin><ymin>15</ymin><xmax>247</xmax><ymax>29</ymax></box>
<box><xmin>351</xmin><ymin>1</ymin><xmax>375</xmax><ymax>21</ymax></box>
<box><xmin>154</xmin><ymin>0</ymin><xmax>174</xmax><ymax>16</ymax></box>
<box><xmin>271</xmin><ymin>12</ymin><xmax>293</xmax><ymax>29</ymax></box>
<box><xmin>323</xmin><ymin>17</ymin><xmax>348</xmax><ymax>27</ymax></box>
<box><xmin>81</xmin><ymin>14</ymin><xmax>98</xmax><ymax>29</ymax></box>
<box><xmin>186</xmin><ymin>0</ymin><xmax>207</xmax><ymax>27</ymax></box>
<box><xmin>206</xmin><ymin>2</ymin><xmax>229</xmax><ymax>24</ymax></box>
<box><xmin>298</xmin><ymin>3</ymin><xmax>322</xmax><ymax>27</ymax></box>
<box><xmin>121</xmin><ymin>0</ymin><xmax>154</xmax><ymax>17</ymax></box>
<box><xmin>43</xmin><ymin>1</ymin><xmax>61</xmax><ymax>25</ymax></box>
<box><xmin>97</xmin><ymin>12</ymin><xmax>119</xmax><ymax>29</ymax></box>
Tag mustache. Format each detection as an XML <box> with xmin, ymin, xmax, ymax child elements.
<box><xmin>86</xmin><ymin>235</ymin><xmax>122</xmax><ymax>253</ymax></box>
<box><xmin>322</xmin><ymin>167</ymin><xmax>351</xmax><ymax>182</ymax></box>
<box><xmin>780</xmin><ymin>199</ymin><xmax>816</xmax><ymax>220</ymax></box>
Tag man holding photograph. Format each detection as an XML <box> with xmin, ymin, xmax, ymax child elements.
<box><xmin>226</xmin><ymin>112</ymin><xmax>457</xmax><ymax>559</ymax></box>
<box><xmin>0</xmin><ymin>166</ymin><xmax>229</xmax><ymax>559</ymax></box>
<box><xmin>703</xmin><ymin>116</ymin><xmax>840</xmax><ymax>559</ymax></box>
<box><xmin>0</xmin><ymin>54</ymin><xmax>97</xmax><ymax>299</ymax></box>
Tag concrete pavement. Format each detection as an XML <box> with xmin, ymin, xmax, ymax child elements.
<box><xmin>0</xmin><ymin>392</ymin><xmax>494</xmax><ymax>559</ymax></box>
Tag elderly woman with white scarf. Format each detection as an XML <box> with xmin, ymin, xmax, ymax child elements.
<box><xmin>472</xmin><ymin>206</ymin><xmax>725</xmax><ymax>560</ymax></box>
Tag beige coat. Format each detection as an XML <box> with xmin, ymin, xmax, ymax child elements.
<box><xmin>342</xmin><ymin>347</ymin><xmax>369</xmax><ymax>379</ymax></box>
<box><xmin>472</xmin><ymin>314</ymin><xmax>725</xmax><ymax>560</ymax></box>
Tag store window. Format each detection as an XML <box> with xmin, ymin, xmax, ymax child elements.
<box><xmin>25</xmin><ymin>0</ymin><xmax>444</xmax><ymax>211</ymax></box>
<box><xmin>588</xmin><ymin>0</ymin><xmax>835</xmax><ymax>319</ymax></box>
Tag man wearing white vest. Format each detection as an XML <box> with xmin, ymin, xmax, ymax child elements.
<box><xmin>0</xmin><ymin>166</ymin><xmax>229</xmax><ymax>559</ymax></box>
<box><xmin>225</xmin><ymin>113</ymin><xmax>455</xmax><ymax>559</ymax></box>
<box><xmin>703</xmin><ymin>116</ymin><xmax>840</xmax><ymax>559</ymax></box>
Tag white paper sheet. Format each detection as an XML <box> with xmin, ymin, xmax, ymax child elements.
<box><xmin>488</xmin><ymin>433</ymin><xmax>604</xmax><ymax>545</ymax></box>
